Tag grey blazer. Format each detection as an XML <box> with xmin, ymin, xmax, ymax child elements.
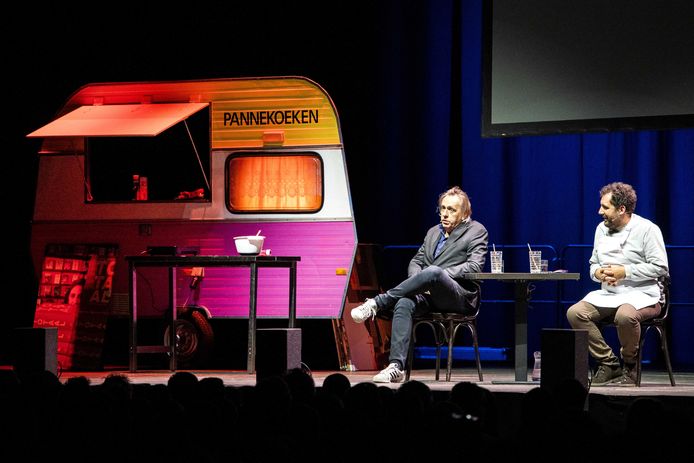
<box><xmin>407</xmin><ymin>219</ymin><xmax>489</xmax><ymax>286</ymax></box>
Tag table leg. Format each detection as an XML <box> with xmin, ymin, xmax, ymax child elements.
<box><xmin>168</xmin><ymin>267</ymin><xmax>177</xmax><ymax>371</ymax></box>
<box><xmin>247</xmin><ymin>263</ymin><xmax>258</xmax><ymax>374</ymax></box>
<box><xmin>289</xmin><ymin>262</ymin><xmax>297</xmax><ymax>327</ymax></box>
<box><xmin>513</xmin><ymin>282</ymin><xmax>530</xmax><ymax>382</ymax></box>
<box><xmin>129</xmin><ymin>262</ymin><xmax>137</xmax><ymax>372</ymax></box>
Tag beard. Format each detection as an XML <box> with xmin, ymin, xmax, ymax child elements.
<box><xmin>603</xmin><ymin>216</ymin><xmax>620</xmax><ymax>233</ymax></box>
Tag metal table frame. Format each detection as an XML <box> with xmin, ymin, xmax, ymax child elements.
<box><xmin>126</xmin><ymin>255</ymin><xmax>300</xmax><ymax>373</ymax></box>
<box><xmin>462</xmin><ymin>272</ymin><xmax>580</xmax><ymax>384</ymax></box>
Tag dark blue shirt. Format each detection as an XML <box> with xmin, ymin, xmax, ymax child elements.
<box><xmin>434</xmin><ymin>224</ymin><xmax>447</xmax><ymax>258</ymax></box>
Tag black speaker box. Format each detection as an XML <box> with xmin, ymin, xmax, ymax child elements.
<box><xmin>541</xmin><ymin>328</ymin><xmax>589</xmax><ymax>391</ymax></box>
<box><xmin>256</xmin><ymin>328</ymin><xmax>301</xmax><ymax>381</ymax></box>
<box><xmin>12</xmin><ymin>327</ymin><xmax>58</xmax><ymax>376</ymax></box>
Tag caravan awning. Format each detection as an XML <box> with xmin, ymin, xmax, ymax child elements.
<box><xmin>27</xmin><ymin>102</ymin><xmax>209</xmax><ymax>137</ymax></box>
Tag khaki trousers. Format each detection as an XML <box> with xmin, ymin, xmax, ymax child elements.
<box><xmin>566</xmin><ymin>300</ymin><xmax>660</xmax><ymax>365</ymax></box>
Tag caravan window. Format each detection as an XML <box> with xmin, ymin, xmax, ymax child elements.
<box><xmin>86</xmin><ymin>107</ymin><xmax>210</xmax><ymax>202</ymax></box>
<box><xmin>226</xmin><ymin>153</ymin><xmax>323</xmax><ymax>213</ymax></box>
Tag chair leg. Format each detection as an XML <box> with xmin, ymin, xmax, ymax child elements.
<box><xmin>435</xmin><ymin>344</ymin><xmax>442</xmax><ymax>381</ymax></box>
<box><xmin>432</xmin><ymin>323</ymin><xmax>442</xmax><ymax>381</ymax></box>
<box><xmin>406</xmin><ymin>321</ymin><xmax>425</xmax><ymax>381</ymax></box>
<box><xmin>405</xmin><ymin>329</ymin><xmax>415</xmax><ymax>382</ymax></box>
<box><xmin>446</xmin><ymin>322</ymin><xmax>484</xmax><ymax>382</ymax></box>
<box><xmin>636</xmin><ymin>326</ymin><xmax>653</xmax><ymax>386</ymax></box>
<box><xmin>408</xmin><ymin>321</ymin><xmax>445</xmax><ymax>381</ymax></box>
<box><xmin>446</xmin><ymin>321</ymin><xmax>455</xmax><ymax>381</ymax></box>
<box><xmin>471</xmin><ymin>324</ymin><xmax>483</xmax><ymax>382</ymax></box>
<box><xmin>459</xmin><ymin>322</ymin><xmax>483</xmax><ymax>382</ymax></box>
<box><xmin>658</xmin><ymin>326</ymin><xmax>677</xmax><ymax>386</ymax></box>
<box><xmin>407</xmin><ymin>319</ymin><xmax>485</xmax><ymax>383</ymax></box>
<box><xmin>636</xmin><ymin>335</ymin><xmax>644</xmax><ymax>387</ymax></box>
<box><xmin>636</xmin><ymin>325</ymin><xmax>677</xmax><ymax>387</ymax></box>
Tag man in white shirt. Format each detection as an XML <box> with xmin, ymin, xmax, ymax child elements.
<box><xmin>567</xmin><ymin>182</ymin><xmax>669</xmax><ymax>386</ymax></box>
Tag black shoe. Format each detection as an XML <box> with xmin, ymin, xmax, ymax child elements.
<box><xmin>591</xmin><ymin>363</ymin><xmax>622</xmax><ymax>386</ymax></box>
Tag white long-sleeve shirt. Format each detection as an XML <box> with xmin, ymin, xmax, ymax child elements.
<box><xmin>582</xmin><ymin>213</ymin><xmax>669</xmax><ymax>309</ymax></box>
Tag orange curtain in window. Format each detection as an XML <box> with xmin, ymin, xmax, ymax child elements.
<box><xmin>228</xmin><ymin>155</ymin><xmax>322</xmax><ymax>212</ymax></box>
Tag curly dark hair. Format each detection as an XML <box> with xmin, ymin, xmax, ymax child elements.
<box><xmin>600</xmin><ymin>182</ymin><xmax>637</xmax><ymax>214</ymax></box>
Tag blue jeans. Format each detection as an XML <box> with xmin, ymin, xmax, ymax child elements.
<box><xmin>374</xmin><ymin>266</ymin><xmax>476</xmax><ymax>368</ymax></box>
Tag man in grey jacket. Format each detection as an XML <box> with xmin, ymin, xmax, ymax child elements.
<box><xmin>351</xmin><ymin>186</ymin><xmax>488</xmax><ymax>383</ymax></box>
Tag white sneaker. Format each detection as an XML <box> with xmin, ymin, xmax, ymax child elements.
<box><xmin>373</xmin><ymin>362</ymin><xmax>405</xmax><ymax>383</ymax></box>
<box><xmin>351</xmin><ymin>298</ymin><xmax>378</xmax><ymax>323</ymax></box>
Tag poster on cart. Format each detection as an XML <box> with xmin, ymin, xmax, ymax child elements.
<box><xmin>33</xmin><ymin>243</ymin><xmax>117</xmax><ymax>371</ymax></box>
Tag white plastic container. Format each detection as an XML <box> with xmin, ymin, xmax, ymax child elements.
<box><xmin>233</xmin><ymin>236</ymin><xmax>265</xmax><ymax>255</ymax></box>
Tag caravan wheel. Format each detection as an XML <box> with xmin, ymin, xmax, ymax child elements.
<box><xmin>164</xmin><ymin>310</ymin><xmax>214</xmax><ymax>367</ymax></box>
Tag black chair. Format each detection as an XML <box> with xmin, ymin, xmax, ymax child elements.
<box><xmin>405</xmin><ymin>282</ymin><xmax>483</xmax><ymax>382</ymax></box>
<box><xmin>601</xmin><ymin>275</ymin><xmax>676</xmax><ymax>387</ymax></box>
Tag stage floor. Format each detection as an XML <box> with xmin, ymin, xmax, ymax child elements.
<box><xmin>57</xmin><ymin>366</ymin><xmax>694</xmax><ymax>397</ymax></box>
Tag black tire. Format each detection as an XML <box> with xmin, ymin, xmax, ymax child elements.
<box><xmin>164</xmin><ymin>310</ymin><xmax>214</xmax><ymax>368</ymax></box>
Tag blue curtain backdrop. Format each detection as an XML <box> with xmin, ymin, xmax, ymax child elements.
<box><xmin>356</xmin><ymin>0</ymin><xmax>694</xmax><ymax>368</ymax></box>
